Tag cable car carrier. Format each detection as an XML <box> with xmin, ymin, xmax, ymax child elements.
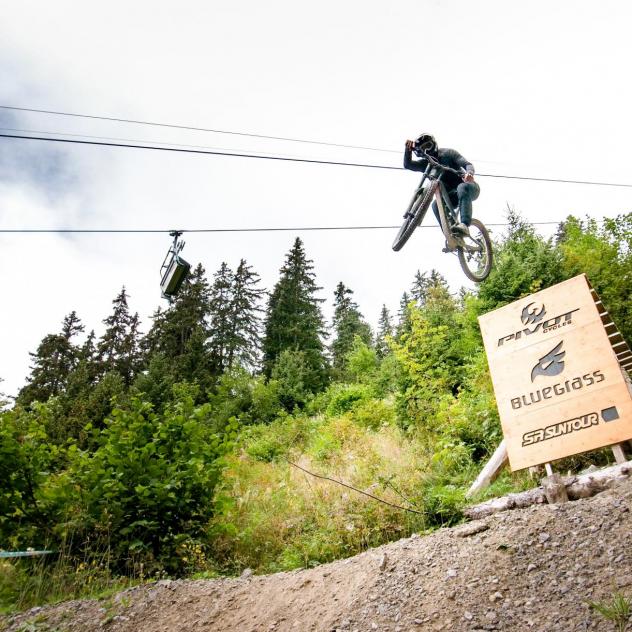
<box><xmin>160</xmin><ymin>230</ymin><xmax>191</xmax><ymax>301</ymax></box>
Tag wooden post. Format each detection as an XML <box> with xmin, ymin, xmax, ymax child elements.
<box><xmin>544</xmin><ymin>463</ymin><xmax>553</xmax><ymax>476</ymax></box>
<box><xmin>541</xmin><ymin>472</ymin><xmax>569</xmax><ymax>504</ymax></box>
<box><xmin>466</xmin><ymin>440</ymin><xmax>508</xmax><ymax>498</ymax></box>
<box><xmin>611</xmin><ymin>443</ymin><xmax>628</xmax><ymax>464</ymax></box>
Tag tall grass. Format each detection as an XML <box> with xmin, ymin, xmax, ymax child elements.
<box><xmin>210</xmin><ymin>411</ymin><xmax>462</xmax><ymax>574</ymax></box>
<box><xmin>0</xmin><ymin>543</ymin><xmax>137</xmax><ymax>615</ymax></box>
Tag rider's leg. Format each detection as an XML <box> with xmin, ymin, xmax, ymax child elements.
<box><xmin>456</xmin><ymin>182</ymin><xmax>480</xmax><ymax>226</ymax></box>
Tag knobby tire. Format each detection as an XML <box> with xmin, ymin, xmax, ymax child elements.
<box><xmin>392</xmin><ymin>184</ymin><xmax>436</xmax><ymax>252</ymax></box>
<box><xmin>457</xmin><ymin>218</ymin><xmax>493</xmax><ymax>282</ymax></box>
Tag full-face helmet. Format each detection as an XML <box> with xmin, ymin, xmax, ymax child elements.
<box><xmin>414</xmin><ymin>133</ymin><xmax>437</xmax><ymax>156</ymax></box>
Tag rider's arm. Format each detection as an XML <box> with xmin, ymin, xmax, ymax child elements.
<box><xmin>444</xmin><ymin>148</ymin><xmax>475</xmax><ymax>179</ymax></box>
<box><xmin>403</xmin><ymin>143</ymin><xmax>428</xmax><ymax>172</ymax></box>
<box><xmin>455</xmin><ymin>152</ymin><xmax>475</xmax><ymax>176</ymax></box>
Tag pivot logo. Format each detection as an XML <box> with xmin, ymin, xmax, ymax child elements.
<box><xmin>531</xmin><ymin>341</ymin><xmax>565</xmax><ymax>382</ymax></box>
<box><xmin>497</xmin><ymin>306</ymin><xmax>579</xmax><ymax>347</ymax></box>
<box><xmin>521</xmin><ymin>302</ymin><xmax>546</xmax><ymax>326</ymax></box>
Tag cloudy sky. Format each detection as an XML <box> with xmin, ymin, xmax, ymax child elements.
<box><xmin>1</xmin><ymin>0</ymin><xmax>631</xmax><ymax>396</ymax></box>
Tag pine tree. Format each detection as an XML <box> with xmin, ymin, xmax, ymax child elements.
<box><xmin>17</xmin><ymin>311</ymin><xmax>84</xmax><ymax>406</ymax></box>
<box><xmin>140</xmin><ymin>264</ymin><xmax>214</xmax><ymax>395</ymax></box>
<box><xmin>376</xmin><ymin>304</ymin><xmax>394</xmax><ymax>359</ymax></box>
<box><xmin>330</xmin><ymin>282</ymin><xmax>372</xmax><ymax>376</ymax></box>
<box><xmin>207</xmin><ymin>262</ymin><xmax>235</xmax><ymax>375</ymax></box>
<box><xmin>410</xmin><ymin>269</ymin><xmax>448</xmax><ymax>306</ymax></box>
<box><xmin>410</xmin><ymin>270</ymin><xmax>429</xmax><ymax>306</ymax></box>
<box><xmin>97</xmin><ymin>288</ymin><xmax>142</xmax><ymax>385</ymax></box>
<box><xmin>262</xmin><ymin>238</ymin><xmax>329</xmax><ymax>392</ymax></box>
<box><xmin>227</xmin><ymin>259</ymin><xmax>265</xmax><ymax>371</ymax></box>
<box><xmin>396</xmin><ymin>291</ymin><xmax>412</xmax><ymax>338</ymax></box>
<box><xmin>0</xmin><ymin>378</ymin><xmax>8</xmax><ymax>411</ymax></box>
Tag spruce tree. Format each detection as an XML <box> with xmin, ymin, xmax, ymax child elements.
<box><xmin>140</xmin><ymin>264</ymin><xmax>214</xmax><ymax>395</ymax></box>
<box><xmin>262</xmin><ymin>238</ymin><xmax>329</xmax><ymax>392</ymax></box>
<box><xmin>410</xmin><ymin>270</ymin><xmax>428</xmax><ymax>306</ymax></box>
<box><xmin>330</xmin><ymin>282</ymin><xmax>372</xmax><ymax>377</ymax></box>
<box><xmin>18</xmin><ymin>311</ymin><xmax>84</xmax><ymax>406</ymax></box>
<box><xmin>376</xmin><ymin>304</ymin><xmax>394</xmax><ymax>359</ymax></box>
<box><xmin>410</xmin><ymin>269</ymin><xmax>448</xmax><ymax>306</ymax></box>
<box><xmin>227</xmin><ymin>259</ymin><xmax>265</xmax><ymax>371</ymax></box>
<box><xmin>97</xmin><ymin>288</ymin><xmax>142</xmax><ymax>385</ymax></box>
<box><xmin>396</xmin><ymin>291</ymin><xmax>412</xmax><ymax>338</ymax></box>
<box><xmin>0</xmin><ymin>378</ymin><xmax>8</xmax><ymax>411</ymax></box>
<box><xmin>208</xmin><ymin>262</ymin><xmax>235</xmax><ymax>375</ymax></box>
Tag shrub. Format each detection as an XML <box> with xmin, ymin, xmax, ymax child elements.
<box><xmin>61</xmin><ymin>395</ymin><xmax>228</xmax><ymax>575</ymax></box>
<box><xmin>207</xmin><ymin>369</ymin><xmax>282</xmax><ymax>428</ymax></box>
<box><xmin>0</xmin><ymin>403</ymin><xmax>64</xmax><ymax>549</ymax></box>
<box><xmin>349</xmin><ymin>398</ymin><xmax>396</xmax><ymax>430</ymax></box>
<box><xmin>271</xmin><ymin>349</ymin><xmax>313</xmax><ymax>411</ymax></box>
<box><xmin>325</xmin><ymin>383</ymin><xmax>373</xmax><ymax>417</ymax></box>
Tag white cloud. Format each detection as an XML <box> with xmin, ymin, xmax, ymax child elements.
<box><xmin>1</xmin><ymin>0</ymin><xmax>631</xmax><ymax>395</ymax></box>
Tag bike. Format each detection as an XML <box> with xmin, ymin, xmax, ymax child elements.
<box><xmin>392</xmin><ymin>152</ymin><xmax>493</xmax><ymax>282</ymax></box>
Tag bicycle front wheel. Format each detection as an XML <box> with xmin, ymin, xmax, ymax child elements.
<box><xmin>457</xmin><ymin>218</ymin><xmax>493</xmax><ymax>282</ymax></box>
<box><xmin>392</xmin><ymin>184</ymin><xmax>435</xmax><ymax>252</ymax></box>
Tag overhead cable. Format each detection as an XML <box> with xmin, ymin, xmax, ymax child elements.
<box><xmin>2</xmin><ymin>132</ymin><xmax>632</xmax><ymax>189</ymax></box>
<box><xmin>0</xmin><ymin>104</ymin><xmax>400</xmax><ymax>154</ymax></box>
<box><xmin>0</xmin><ymin>126</ymin><xmax>319</xmax><ymax>162</ymax></box>
<box><xmin>0</xmin><ymin>132</ymin><xmax>401</xmax><ymax>170</ymax></box>
<box><xmin>0</xmin><ymin>222</ymin><xmax>565</xmax><ymax>234</ymax></box>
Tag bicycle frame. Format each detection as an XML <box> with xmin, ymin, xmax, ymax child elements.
<box><xmin>413</xmin><ymin>164</ymin><xmax>460</xmax><ymax>251</ymax></box>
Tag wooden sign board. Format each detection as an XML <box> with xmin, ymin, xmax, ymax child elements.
<box><xmin>479</xmin><ymin>274</ymin><xmax>632</xmax><ymax>471</ymax></box>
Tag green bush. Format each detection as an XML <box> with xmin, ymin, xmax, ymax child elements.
<box><xmin>325</xmin><ymin>383</ymin><xmax>373</xmax><ymax>417</ymax></box>
<box><xmin>349</xmin><ymin>398</ymin><xmax>396</xmax><ymax>430</ymax></box>
<box><xmin>0</xmin><ymin>403</ymin><xmax>64</xmax><ymax>549</ymax></box>
<box><xmin>60</xmin><ymin>395</ymin><xmax>228</xmax><ymax>575</ymax></box>
<box><xmin>207</xmin><ymin>369</ymin><xmax>282</xmax><ymax>428</ymax></box>
<box><xmin>271</xmin><ymin>349</ymin><xmax>314</xmax><ymax>411</ymax></box>
<box><xmin>418</xmin><ymin>482</ymin><xmax>464</xmax><ymax>527</ymax></box>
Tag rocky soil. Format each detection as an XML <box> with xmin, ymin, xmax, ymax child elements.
<box><xmin>6</xmin><ymin>476</ymin><xmax>632</xmax><ymax>632</ymax></box>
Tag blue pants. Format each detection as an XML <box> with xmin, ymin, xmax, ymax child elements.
<box><xmin>432</xmin><ymin>182</ymin><xmax>480</xmax><ymax>226</ymax></box>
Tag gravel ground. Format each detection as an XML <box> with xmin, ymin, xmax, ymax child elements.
<box><xmin>5</xmin><ymin>476</ymin><xmax>632</xmax><ymax>632</ymax></box>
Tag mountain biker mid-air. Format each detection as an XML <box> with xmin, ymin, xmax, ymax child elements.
<box><xmin>404</xmin><ymin>134</ymin><xmax>479</xmax><ymax>235</ymax></box>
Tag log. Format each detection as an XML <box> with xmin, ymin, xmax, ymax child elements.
<box><xmin>541</xmin><ymin>473</ymin><xmax>569</xmax><ymax>504</ymax></box>
<box><xmin>464</xmin><ymin>459</ymin><xmax>632</xmax><ymax>520</ymax></box>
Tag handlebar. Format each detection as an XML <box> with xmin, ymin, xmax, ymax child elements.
<box><xmin>415</xmin><ymin>150</ymin><xmax>466</xmax><ymax>176</ymax></box>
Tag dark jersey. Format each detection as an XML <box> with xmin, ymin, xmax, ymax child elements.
<box><xmin>403</xmin><ymin>147</ymin><xmax>474</xmax><ymax>192</ymax></box>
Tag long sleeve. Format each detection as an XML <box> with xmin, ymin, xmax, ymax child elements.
<box><xmin>443</xmin><ymin>148</ymin><xmax>474</xmax><ymax>175</ymax></box>
<box><xmin>403</xmin><ymin>147</ymin><xmax>428</xmax><ymax>172</ymax></box>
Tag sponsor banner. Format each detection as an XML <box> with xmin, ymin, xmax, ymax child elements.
<box><xmin>479</xmin><ymin>274</ymin><xmax>632</xmax><ymax>470</ymax></box>
<box><xmin>502</xmin><ymin>383</ymin><xmax>632</xmax><ymax>470</ymax></box>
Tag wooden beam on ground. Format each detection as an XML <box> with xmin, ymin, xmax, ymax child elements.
<box><xmin>465</xmin><ymin>458</ymin><xmax>632</xmax><ymax>520</ymax></box>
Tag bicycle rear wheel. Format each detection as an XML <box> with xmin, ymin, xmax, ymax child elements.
<box><xmin>457</xmin><ymin>218</ymin><xmax>493</xmax><ymax>282</ymax></box>
<box><xmin>392</xmin><ymin>184</ymin><xmax>436</xmax><ymax>252</ymax></box>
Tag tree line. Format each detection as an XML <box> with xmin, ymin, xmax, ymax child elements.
<box><xmin>0</xmin><ymin>211</ymin><xmax>630</xmax><ymax>598</ymax></box>
<box><xmin>12</xmin><ymin>237</ymin><xmax>396</xmax><ymax>445</ymax></box>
